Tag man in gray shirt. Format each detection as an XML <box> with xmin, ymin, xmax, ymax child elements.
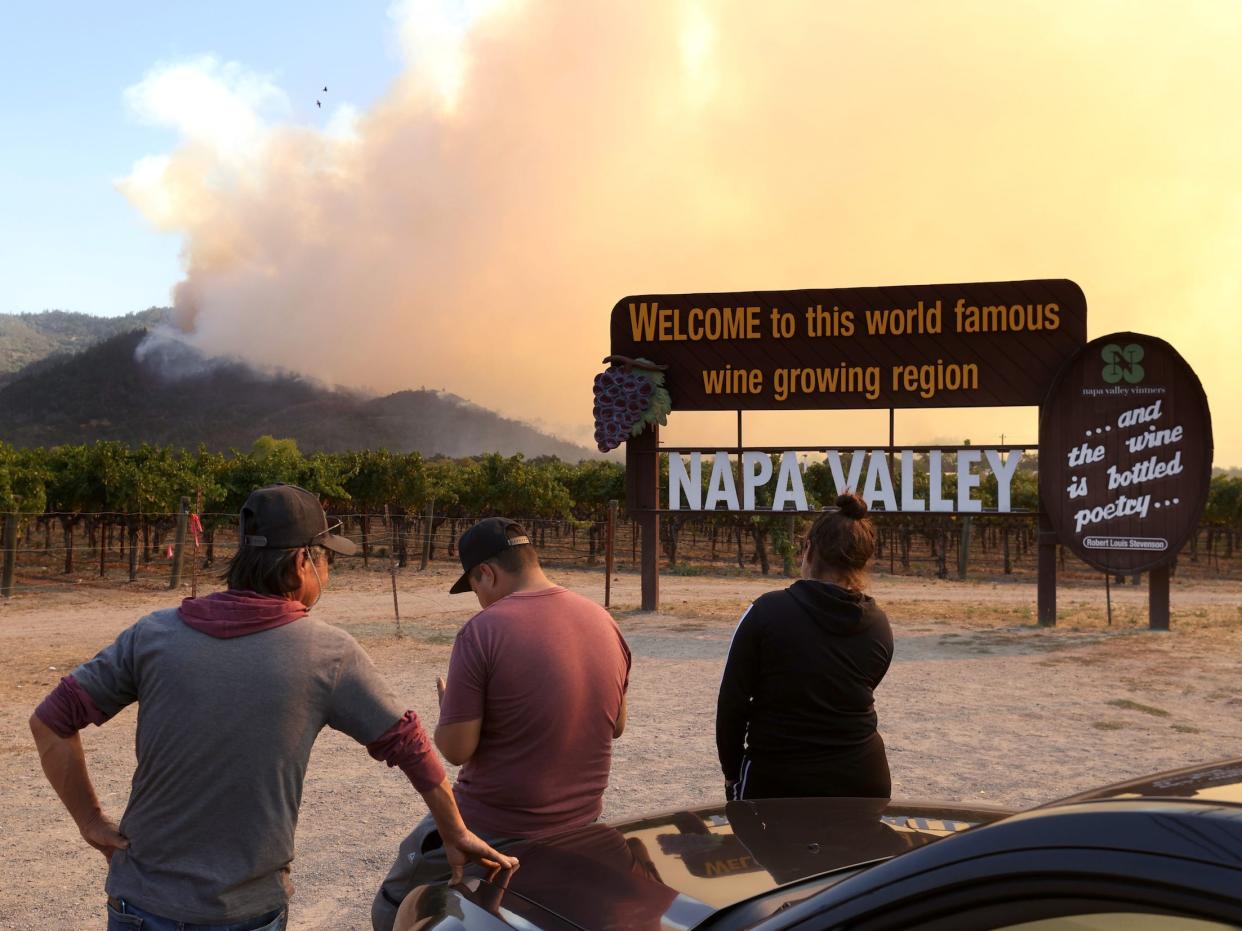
<box><xmin>30</xmin><ymin>484</ymin><xmax>515</xmax><ymax>930</ymax></box>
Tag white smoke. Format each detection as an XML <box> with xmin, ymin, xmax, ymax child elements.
<box><xmin>118</xmin><ymin>1</ymin><xmax>1242</xmax><ymax>461</ymax></box>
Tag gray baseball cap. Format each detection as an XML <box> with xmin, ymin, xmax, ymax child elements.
<box><xmin>239</xmin><ymin>484</ymin><xmax>358</xmax><ymax>556</ymax></box>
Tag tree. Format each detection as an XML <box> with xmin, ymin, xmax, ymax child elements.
<box><xmin>562</xmin><ymin>460</ymin><xmax>625</xmax><ymax>562</ymax></box>
<box><xmin>0</xmin><ymin>443</ymin><xmax>48</xmax><ymax>517</ymax></box>
<box><xmin>112</xmin><ymin>445</ymin><xmax>201</xmax><ymax>580</ymax></box>
<box><xmin>1205</xmin><ymin>474</ymin><xmax>1242</xmax><ymax>559</ymax></box>
<box><xmin>455</xmin><ymin>454</ymin><xmax>572</xmax><ymax>523</ymax></box>
<box><xmin>340</xmin><ymin>450</ymin><xmax>388</xmax><ymax>564</ymax></box>
<box><xmin>44</xmin><ymin>445</ymin><xmax>92</xmax><ymax>574</ymax></box>
<box><xmin>0</xmin><ymin>445</ymin><xmax>49</xmax><ymax>577</ymax></box>
<box><xmin>183</xmin><ymin>447</ymin><xmax>229</xmax><ymax>567</ymax></box>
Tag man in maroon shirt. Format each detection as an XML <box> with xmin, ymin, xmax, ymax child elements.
<box><xmin>372</xmin><ymin>518</ymin><xmax>631</xmax><ymax>931</ymax></box>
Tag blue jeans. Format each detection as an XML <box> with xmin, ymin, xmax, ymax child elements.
<box><xmin>106</xmin><ymin>899</ymin><xmax>286</xmax><ymax>931</ymax></box>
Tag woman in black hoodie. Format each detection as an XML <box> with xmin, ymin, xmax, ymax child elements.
<box><xmin>716</xmin><ymin>493</ymin><xmax>893</xmax><ymax>800</ymax></box>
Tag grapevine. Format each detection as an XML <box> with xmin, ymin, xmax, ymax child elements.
<box><xmin>591</xmin><ymin>356</ymin><xmax>672</xmax><ymax>452</ymax></box>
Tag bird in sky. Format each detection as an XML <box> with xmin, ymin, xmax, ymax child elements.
<box><xmin>316</xmin><ymin>100</ymin><xmax>321</xmax><ymax>108</ymax></box>
<box><xmin>323</xmin><ymin>85</ymin><xmax>328</xmax><ymax>92</ymax></box>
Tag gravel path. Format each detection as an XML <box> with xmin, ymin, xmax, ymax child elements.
<box><xmin>3</xmin><ymin>568</ymin><xmax>1240</xmax><ymax>929</ymax></box>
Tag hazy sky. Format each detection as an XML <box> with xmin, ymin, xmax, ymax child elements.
<box><xmin>4</xmin><ymin>2</ymin><xmax>1241</xmax><ymax>464</ymax></box>
<box><xmin>0</xmin><ymin>3</ymin><xmax>403</xmax><ymax>316</ymax></box>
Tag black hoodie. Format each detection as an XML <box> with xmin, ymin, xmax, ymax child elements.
<box><xmin>716</xmin><ymin>580</ymin><xmax>894</xmax><ymax>782</ymax></box>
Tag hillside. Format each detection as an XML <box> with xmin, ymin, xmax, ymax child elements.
<box><xmin>0</xmin><ymin>308</ymin><xmax>169</xmax><ymax>383</ymax></box>
<box><xmin>0</xmin><ymin>329</ymin><xmax>595</xmax><ymax>459</ymax></box>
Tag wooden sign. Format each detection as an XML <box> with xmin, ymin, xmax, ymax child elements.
<box><xmin>1039</xmin><ymin>333</ymin><xmax>1212</xmax><ymax>574</ymax></box>
<box><xmin>610</xmin><ymin>279</ymin><xmax>1087</xmax><ymax>410</ymax></box>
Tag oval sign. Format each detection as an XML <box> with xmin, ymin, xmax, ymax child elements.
<box><xmin>1039</xmin><ymin>332</ymin><xmax>1212</xmax><ymax>574</ymax></box>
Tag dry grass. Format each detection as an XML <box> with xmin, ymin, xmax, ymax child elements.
<box><xmin>1106</xmin><ymin>699</ymin><xmax>1171</xmax><ymax>717</ymax></box>
<box><xmin>3</xmin><ymin>568</ymin><xmax>1241</xmax><ymax>930</ymax></box>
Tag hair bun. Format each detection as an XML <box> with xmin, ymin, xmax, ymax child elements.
<box><xmin>836</xmin><ymin>493</ymin><xmax>868</xmax><ymax>519</ymax></box>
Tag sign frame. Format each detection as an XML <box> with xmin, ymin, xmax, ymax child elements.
<box><xmin>608</xmin><ymin>280</ymin><xmax>1209</xmax><ymax>630</ymax></box>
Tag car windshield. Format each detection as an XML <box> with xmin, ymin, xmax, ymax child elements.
<box><xmin>608</xmin><ymin>799</ymin><xmax>1003</xmax><ymax>914</ymax></box>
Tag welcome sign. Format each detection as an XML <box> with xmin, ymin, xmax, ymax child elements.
<box><xmin>610</xmin><ymin>279</ymin><xmax>1087</xmax><ymax>411</ymax></box>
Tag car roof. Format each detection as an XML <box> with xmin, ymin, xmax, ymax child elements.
<box><xmin>1041</xmin><ymin>756</ymin><xmax>1242</xmax><ymax>808</ymax></box>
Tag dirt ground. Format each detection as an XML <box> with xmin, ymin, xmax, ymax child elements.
<box><xmin>2</xmin><ymin>566</ymin><xmax>1241</xmax><ymax>930</ymax></box>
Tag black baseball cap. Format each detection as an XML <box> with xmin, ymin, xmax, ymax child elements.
<box><xmin>450</xmin><ymin>517</ymin><xmax>531</xmax><ymax>594</ymax></box>
<box><xmin>240</xmin><ymin>484</ymin><xmax>358</xmax><ymax>556</ymax></box>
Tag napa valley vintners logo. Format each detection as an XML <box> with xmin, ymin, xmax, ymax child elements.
<box><xmin>1102</xmin><ymin>343</ymin><xmax>1145</xmax><ymax>384</ymax></box>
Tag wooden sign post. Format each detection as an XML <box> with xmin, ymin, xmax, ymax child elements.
<box><xmin>1039</xmin><ymin>333</ymin><xmax>1213</xmax><ymax>629</ymax></box>
<box><xmin>626</xmin><ymin>423</ymin><xmax>662</xmax><ymax>611</ymax></box>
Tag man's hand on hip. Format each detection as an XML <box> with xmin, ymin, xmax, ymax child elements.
<box><xmin>436</xmin><ymin>675</ymin><xmax>447</xmax><ymax>708</ymax></box>
<box><xmin>30</xmin><ymin>713</ymin><xmax>126</xmax><ymax>861</ymax></box>
<box><xmin>80</xmin><ymin>809</ymin><xmax>128</xmax><ymax>862</ymax></box>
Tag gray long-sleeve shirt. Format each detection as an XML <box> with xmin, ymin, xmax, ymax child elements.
<box><xmin>72</xmin><ymin>608</ymin><xmax>406</xmax><ymax>923</ymax></box>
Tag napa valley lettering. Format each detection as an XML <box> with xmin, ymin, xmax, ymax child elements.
<box><xmin>667</xmin><ymin>449</ymin><xmax>1025</xmax><ymax>513</ymax></box>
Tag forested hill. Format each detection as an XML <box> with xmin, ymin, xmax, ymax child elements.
<box><xmin>0</xmin><ymin>308</ymin><xmax>169</xmax><ymax>383</ymax></box>
<box><xmin>0</xmin><ymin>330</ymin><xmax>596</xmax><ymax>459</ymax></box>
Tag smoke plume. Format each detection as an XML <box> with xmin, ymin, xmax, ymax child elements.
<box><xmin>119</xmin><ymin>2</ymin><xmax>1242</xmax><ymax>459</ymax></box>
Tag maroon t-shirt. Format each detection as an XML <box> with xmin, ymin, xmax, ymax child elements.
<box><xmin>439</xmin><ymin>586</ymin><xmax>631</xmax><ymax>838</ymax></box>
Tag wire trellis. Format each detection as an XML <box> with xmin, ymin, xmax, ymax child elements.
<box><xmin>1</xmin><ymin>510</ymin><xmax>1239</xmax><ymax>604</ymax></box>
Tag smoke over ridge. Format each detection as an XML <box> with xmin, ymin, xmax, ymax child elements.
<box><xmin>119</xmin><ymin>2</ymin><xmax>1242</xmax><ymax>458</ymax></box>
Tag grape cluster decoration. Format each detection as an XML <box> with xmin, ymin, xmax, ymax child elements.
<box><xmin>592</xmin><ymin>356</ymin><xmax>672</xmax><ymax>452</ymax></box>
